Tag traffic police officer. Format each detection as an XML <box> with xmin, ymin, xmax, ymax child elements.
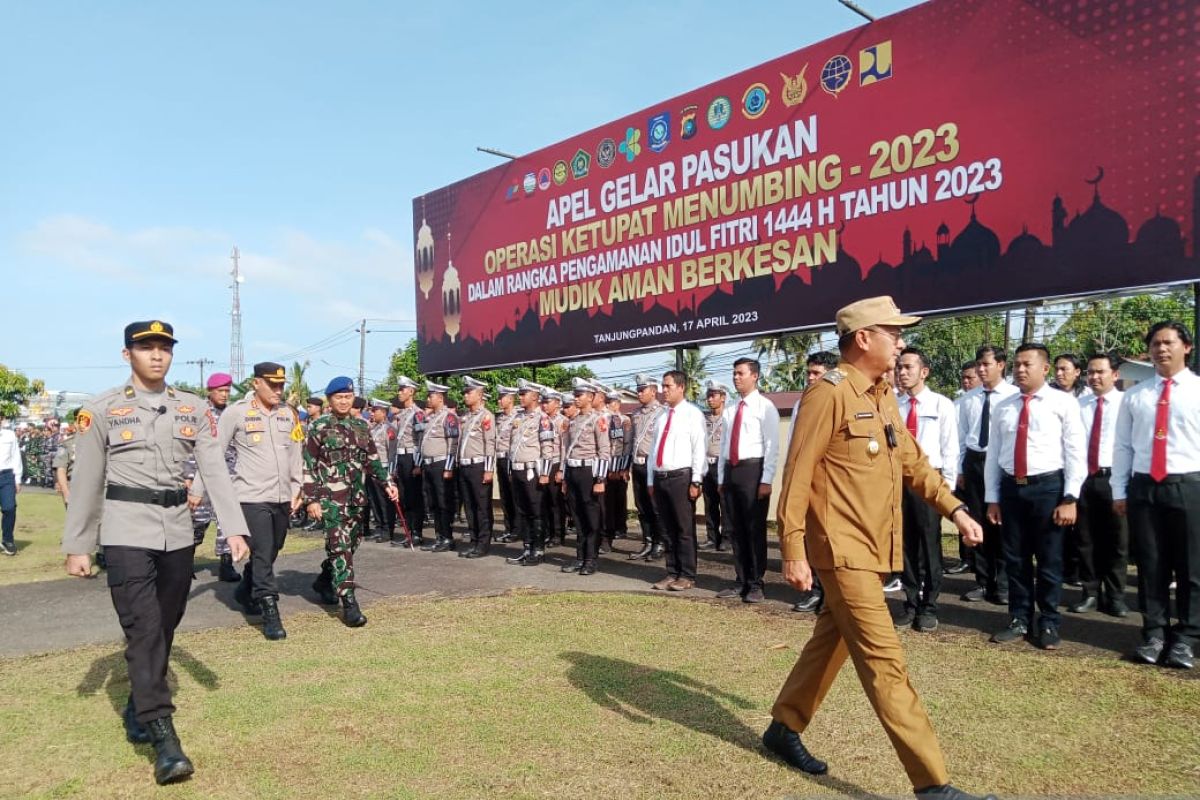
<box><xmin>456</xmin><ymin>376</ymin><xmax>497</xmax><ymax>558</ymax></box>
<box><xmin>62</xmin><ymin>320</ymin><xmax>251</xmax><ymax>785</ymax></box>
<box><xmin>495</xmin><ymin>384</ymin><xmax>520</xmax><ymax>542</ymax></box>
<box><xmin>505</xmin><ymin>379</ymin><xmax>557</xmax><ymax>565</ymax></box>
<box><xmin>391</xmin><ymin>376</ymin><xmax>425</xmax><ymax>547</ymax></box>
<box><xmin>560</xmin><ymin>378</ymin><xmax>611</xmax><ymax>575</ymax></box>
<box><xmin>766</xmin><ymin>297</ymin><xmax>992</xmax><ymax>800</ymax></box>
<box><xmin>603</xmin><ymin>387</ymin><xmax>632</xmax><ymax>549</ymax></box>
<box><xmin>628</xmin><ymin>374</ymin><xmax>666</xmax><ymax>560</ymax></box>
<box><xmin>539</xmin><ymin>388</ymin><xmax>568</xmax><ymax>547</ymax></box>
<box><xmin>701</xmin><ymin>380</ymin><xmax>729</xmax><ymax>551</ymax></box>
<box><xmin>192</xmin><ymin>362</ymin><xmax>303</xmax><ymax>640</ymax></box>
<box><xmin>418</xmin><ymin>380</ymin><xmax>459</xmax><ymax>552</ymax></box>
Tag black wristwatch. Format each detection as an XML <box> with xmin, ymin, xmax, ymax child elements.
<box><xmin>1061</xmin><ymin>494</ymin><xmax>1077</xmax><ymax>504</ymax></box>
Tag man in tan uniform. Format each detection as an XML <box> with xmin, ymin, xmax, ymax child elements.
<box><xmin>766</xmin><ymin>297</ymin><xmax>995</xmax><ymax>800</ymax></box>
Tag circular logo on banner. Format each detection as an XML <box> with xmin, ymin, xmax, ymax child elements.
<box><xmin>552</xmin><ymin>160</ymin><xmax>569</xmax><ymax>185</ymax></box>
<box><xmin>706</xmin><ymin>96</ymin><xmax>731</xmax><ymax>130</ymax></box>
<box><xmin>741</xmin><ymin>83</ymin><xmax>769</xmax><ymax>119</ymax></box>
<box><xmin>596</xmin><ymin>138</ymin><xmax>616</xmax><ymax>168</ymax></box>
<box><xmin>821</xmin><ymin>55</ymin><xmax>853</xmax><ymax>96</ymax></box>
<box><xmin>537</xmin><ymin>167</ymin><xmax>551</xmax><ymax>191</ymax></box>
<box><xmin>522</xmin><ymin>172</ymin><xmax>537</xmax><ymax>195</ymax></box>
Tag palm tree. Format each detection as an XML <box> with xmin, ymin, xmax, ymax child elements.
<box><xmin>662</xmin><ymin>348</ymin><xmax>710</xmax><ymax>400</ymax></box>
<box><xmin>753</xmin><ymin>333</ymin><xmax>817</xmax><ymax>391</ymax></box>
<box><xmin>286</xmin><ymin>360</ymin><xmax>311</xmax><ymax>407</ymax></box>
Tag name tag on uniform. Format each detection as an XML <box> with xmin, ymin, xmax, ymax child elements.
<box><xmin>245</xmin><ymin>421</ymin><xmax>266</xmax><ymax>433</ymax></box>
<box><xmin>854</xmin><ymin>412</ymin><xmax>874</xmax><ymax>419</ymax></box>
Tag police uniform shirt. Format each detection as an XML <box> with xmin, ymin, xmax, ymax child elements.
<box><xmin>897</xmin><ymin>387</ymin><xmax>960</xmax><ymax>487</ymax></box>
<box><xmin>608</xmin><ymin>411</ymin><xmax>631</xmax><ymax>471</ymax></box>
<box><xmin>62</xmin><ymin>384</ymin><xmax>251</xmax><ymax>553</ymax></box>
<box><xmin>564</xmin><ymin>409</ymin><xmax>611</xmax><ymax>478</ymax></box>
<box><xmin>717</xmin><ymin>389</ymin><xmax>781</xmax><ymax>483</ymax></box>
<box><xmin>496</xmin><ymin>409</ymin><xmax>518</xmax><ymax>460</ymax></box>
<box><xmin>646</xmin><ymin>401</ymin><xmax>706</xmax><ymax>486</ymax></box>
<box><xmin>956</xmin><ymin>381</ymin><xmax>1019</xmax><ymax>465</ymax></box>
<box><xmin>418</xmin><ymin>408</ymin><xmax>459</xmax><ymax>466</ymax></box>
<box><xmin>52</xmin><ymin>435</ymin><xmax>76</xmax><ymax>477</ymax></box>
<box><xmin>1078</xmin><ymin>388</ymin><xmax>1123</xmax><ymax>470</ymax></box>
<box><xmin>392</xmin><ymin>406</ymin><xmax>423</xmax><ymax>453</ymax></box>
<box><xmin>982</xmin><ymin>383</ymin><xmax>1086</xmax><ymax>504</ymax></box>
<box><xmin>630</xmin><ymin>401</ymin><xmax>665</xmax><ymax>465</ymax></box>
<box><xmin>705</xmin><ymin>410</ymin><xmax>725</xmax><ymax>463</ymax></box>
<box><xmin>457</xmin><ymin>407</ymin><xmax>497</xmax><ymax>472</ymax></box>
<box><xmin>509</xmin><ymin>408</ymin><xmax>557</xmax><ymax>476</ymax></box>
<box><xmin>369</xmin><ymin>419</ymin><xmax>391</xmax><ymax>463</ymax></box>
<box><xmin>0</xmin><ymin>427</ymin><xmax>21</xmax><ymax>483</ymax></box>
<box><xmin>778</xmin><ymin>363</ymin><xmax>961</xmax><ymax>571</ymax></box>
<box><xmin>194</xmin><ymin>396</ymin><xmax>304</xmax><ymax>504</ymax></box>
<box><xmin>1112</xmin><ymin>369</ymin><xmax>1200</xmax><ymax>500</ymax></box>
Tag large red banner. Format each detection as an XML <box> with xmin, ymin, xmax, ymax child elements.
<box><xmin>413</xmin><ymin>0</ymin><xmax>1199</xmax><ymax>374</ymax></box>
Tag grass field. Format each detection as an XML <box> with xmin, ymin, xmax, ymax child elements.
<box><xmin>0</xmin><ymin>490</ymin><xmax>325</xmax><ymax>587</ymax></box>
<box><xmin>0</xmin><ymin>591</ymin><xmax>1197</xmax><ymax>799</ymax></box>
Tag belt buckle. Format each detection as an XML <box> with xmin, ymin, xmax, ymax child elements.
<box><xmin>149</xmin><ymin>488</ymin><xmax>164</xmax><ymax>505</ymax></box>
<box><xmin>1015</xmin><ymin>476</ymin><xmax>1028</xmax><ymax>486</ymax></box>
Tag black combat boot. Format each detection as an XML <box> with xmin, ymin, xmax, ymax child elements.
<box><xmin>146</xmin><ymin>716</ymin><xmax>194</xmax><ymax>785</ymax></box>
<box><xmin>122</xmin><ymin>695</ymin><xmax>151</xmax><ymax>744</ymax></box>
<box><xmin>522</xmin><ymin>549</ymin><xmax>545</xmax><ymax>566</ymax></box>
<box><xmin>259</xmin><ymin>597</ymin><xmax>287</xmax><ymax>640</ymax></box>
<box><xmin>311</xmin><ymin>564</ymin><xmax>338</xmax><ymax>606</ymax></box>
<box><xmin>218</xmin><ymin>553</ymin><xmax>240</xmax><ymax>582</ymax></box>
<box><xmin>341</xmin><ymin>590</ymin><xmax>367</xmax><ymax>627</ymax></box>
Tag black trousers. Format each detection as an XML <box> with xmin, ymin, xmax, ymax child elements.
<box><xmin>565</xmin><ymin>466</ymin><xmax>602</xmax><ymax>564</ymax></box>
<box><xmin>1127</xmin><ymin>473</ymin><xmax>1200</xmax><ymax>646</ymax></box>
<box><xmin>496</xmin><ymin>457</ymin><xmax>516</xmax><ymax>535</ymax></box>
<box><xmin>604</xmin><ymin>474</ymin><xmax>629</xmax><ymax>538</ymax></box>
<box><xmin>702</xmin><ymin>460</ymin><xmax>725</xmax><ymax>547</ymax></box>
<box><xmin>102</xmin><ymin>545</ymin><xmax>194</xmax><ymax>724</ymax></box>
<box><xmin>652</xmin><ymin>470</ymin><xmax>698</xmax><ymax>580</ymax></box>
<box><xmin>240</xmin><ymin>502</ymin><xmax>289</xmax><ymax>601</ymax></box>
<box><xmin>540</xmin><ymin>465</ymin><xmax>565</xmax><ymax>540</ymax></box>
<box><xmin>457</xmin><ymin>462</ymin><xmax>492</xmax><ymax>550</ymax></box>
<box><xmin>1076</xmin><ymin>471</ymin><xmax>1129</xmax><ymax>602</ymax></box>
<box><xmin>366</xmin><ymin>479</ymin><xmax>394</xmax><ymax>534</ymax></box>
<box><xmin>511</xmin><ymin>467</ymin><xmax>544</xmax><ymax>549</ymax></box>
<box><xmin>723</xmin><ymin>459</ymin><xmax>768</xmax><ymax>592</ymax></box>
<box><xmin>394</xmin><ymin>453</ymin><xmax>424</xmax><ymax>539</ymax></box>
<box><xmin>630</xmin><ymin>463</ymin><xmax>661</xmax><ymax>544</ymax></box>
<box><xmin>424</xmin><ymin>460</ymin><xmax>456</xmax><ymax>541</ymax></box>
<box><xmin>901</xmin><ymin>486</ymin><xmax>943</xmax><ymax>614</ymax></box>
<box><xmin>999</xmin><ymin>472</ymin><xmax>1065</xmax><ymax>629</ymax></box>
<box><xmin>963</xmin><ymin>449</ymin><xmax>1007</xmax><ymax>597</ymax></box>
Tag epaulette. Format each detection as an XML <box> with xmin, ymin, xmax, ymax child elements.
<box><xmin>822</xmin><ymin>369</ymin><xmax>845</xmax><ymax>385</ymax></box>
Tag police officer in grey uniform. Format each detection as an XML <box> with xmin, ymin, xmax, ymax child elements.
<box><xmin>456</xmin><ymin>376</ymin><xmax>497</xmax><ymax>558</ymax></box>
<box><xmin>418</xmin><ymin>380</ymin><xmax>459</xmax><ymax>552</ymax></box>
<box><xmin>701</xmin><ymin>380</ymin><xmax>730</xmax><ymax>551</ymax></box>
<box><xmin>192</xmin><ymin>362</ymin><xmax>303</xmax><ymax>640</ymax></box>
<box><xmin>506</xmin><ymin>380</ymin><xmax>558</xmax><ymax>565</ymax></box>
<box><xmin>602</xmin><ymin>387</ymin><xmax>632</xmax><ymax>551</ymax></box>
<box><xmin>63</xmin><ymin>320</ymin><xmax>250</xmax><ymax>785</ymax></box>
<box><xmin>560</xmin><ymin>379</ymin><xmax>612</xmax><ymax>575</ymax></box>
<box><xmin>539</xmin><ymin>388</ymin><xmax>568</xmax><ymax>546</ymax></box>
<box><xmin>391</xmin><ymin>376</ymin><xmax>425</xmax><ymax>546</ymax></box>
<box><xmin>494</xmin><ymin>384</ymin><xmax>519</xmax><ymax>543</ymax></box>
<box><xmin>629</xmin><ymin>373</ymin><xmax>666</xmax><ymax>560</ymax></box>
<box><xmin>366</xmin><ymin>399</ymin><xmax>397</xmax><ymax>541</ymax></box>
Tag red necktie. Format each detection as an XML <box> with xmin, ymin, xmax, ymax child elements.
<box><xmin>729</xmin><ymin>400</ymin><xmax>745</xmax><ymax>466</ymax></box>
<box><xmin>1150</xmin><ymin>378</ymin><xmax>1171</xmax><ymax>482</ymax></box>
<box><xmin>1014</xmin><ymin>394</ymin><xmax>1033</xmax><ymax>480</ymax></box>
<box><xmin>906</xmin><ymin>396</ymin><xmax>919</xmax><ymax>438</ymax></box>
<box><xmin>1087</xmin><ymin>396</ymin><xmax>1104</xmax><ymax>475</ymax></box>
<box><xmin>655</xmin><ymin>407</ymin><xmax>674</xmax><ymax>469</ymax></box>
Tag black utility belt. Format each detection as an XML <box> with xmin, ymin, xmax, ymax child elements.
<box><xmin>654</xmin><ymin>467</ymin><xmax>691</xmax><ymax>479</ymax></box>
<box><xmin>1088</xmin><ymin>467</ymin><xmax>1112</xmax><ymax>478</ymax></box>
<box><xmin>1003</xmin><ymin>470</ymin><xmax>1062</xmax><ymax>487</ymax></box>
<box><xmin>1133</xmin><ymin>471</ymin><xmax>1200</xmax><ymax>485</ymax></box>
<box><xmin>106</xmin><ymin>484</ymin><xmax>188</xmax><ymax>507</ymax></box>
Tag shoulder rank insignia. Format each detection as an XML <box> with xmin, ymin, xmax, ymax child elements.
<box><xmin>822</xmin><ymin>369</ymin><xmax>845</xmax><ymax>385</ymax></box>
<box><xmin>123</xmin><ymin>386</ymin><xmax>136</xmax><ymax>399</ymax></box>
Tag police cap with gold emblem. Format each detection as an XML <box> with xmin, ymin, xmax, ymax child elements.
<box><xmin>253</xmin><ymin>362</ymin><xmax>287</xmax><ymax>382</ymax></box>
<box><xmin>124</xmin><ymin>320</ymin><xmax>178</xmax><ymax>347</ymax></box>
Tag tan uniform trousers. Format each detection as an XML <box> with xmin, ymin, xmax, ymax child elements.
<box><xmin>771</xmin><ymin>566</ymin><xmax>949</xmax><ymax>789</ymax></box>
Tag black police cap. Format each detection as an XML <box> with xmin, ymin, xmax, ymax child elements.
<box><xmin>124</xmin><ymin>320</ymin><xmax>177</xmax><ymax>347</ymax></box>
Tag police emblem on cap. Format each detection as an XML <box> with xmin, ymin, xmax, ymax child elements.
<box><xmin>150</xmin><ymin>321</ymin><xmax>164</xmax><ymax>333</ymax></box>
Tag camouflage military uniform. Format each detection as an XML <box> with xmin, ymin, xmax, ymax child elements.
<box><xmin>302</xmin><ymin>412</ymin><xmax>394</xmax><ymax>595</ymax></box>
<box><xmin>52</xmin><ymin>433</ymin><xmax>76</xmax><ymax>504</ymax></box>
<box><xmin>182</xmin><ymin>402</ymin><xmax>237</xmax><ymax>555</ymax></box>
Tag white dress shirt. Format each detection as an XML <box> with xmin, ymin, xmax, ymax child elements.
<box><xmin>647</xmin><ymin>401</ymin><xmax>706</xmax><ymax>486</ymax></box>
<box><xmin>0</xmin><ymin>428</ymin><xmax>22</xmax><ymax>484</ymax></box>
<box><xmin>898</xmin><ymin>387</ymin><xmax>959</xmax><ymax>488</ymax></box>
<box><xmin>983</xmin><ymin>383</ymin><xmax>1086</xmax><ymax>503</ymax></box>
<box><xmin>1112</xmin><ymin>369</ymin><xmax>1200</xmax><ymax>500</ymax></box>
<box><xmin>957</xmin><ymin>380</ymin><xmax>1019</xmax><ymax>470</ymax></box>
<box><xmin>717</xmin><ymin>389</ymin><xmax>781</xmax><ymax>483</ymax></box>
<box><xmin>1078</xmin><ymin>389</ymin><xmax>1123</xmax><ymax>471</ymax></box>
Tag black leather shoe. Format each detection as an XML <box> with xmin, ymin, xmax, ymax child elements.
<box><xmin>646</xmin><ymin>544</ymin><xmax>665</xmax><ymax>560</ymax></box>
<box><xmin>259</xmin><ymin>597</ymin><xmax>287</xmax><ymax>641</ymax></box>
<box><xmin>792</xmin><ymin>592</ymin><xmax>823</xmax><ymax>613</ymax></box>
<box><xmin>744</xmin><ymin>588</ymin><xmax>765</xmax><ymax>604</ymax></box>
<box><xmin>457</xmin><ymin>547</ymin><xmax>475</xmax><ymax>558</ymax></box>
<box><xmin>341</xmin><ymin>591</ymin><xmax>367</xmax><ymax>627</ymax></box>
<box><xmin>123</xmin><ymin>696</ymin><xmax>151</xmax><ymax>744</ymax></box>
<box><xmin>914</xmin><ymin>613</ymin><xmax>939</xmax><ymax>632</ymax></box>
<box><xmin>497</xmin><ymin>532</ymin><xmax>518</xmax><ymax>543</ymax></box>
<box><xmin>698</xmin><ymin>540</ymin><xmax>717</xmax><ymax>551</ymax></box>
<box><xmin>372</xmin><ymin>530</ymin><xmax>390</xmax><ymax>543</ymax></box>
<box><xmin>914</xmin><ymin>783</ymin><xmax>998</xmax><ymax>800</ymax></box>
<box><xmin>629</xmin><ymin>542</ymin><xmax>653</xmax><ymax>560</ymax></box>
<box><xmin>990</xmin><ymin>618</ymin><xmax>1028</xmax><ymax>644</ymax></box>
<box><xmin>217</xmin><ymin>553</ymin><xmax>240</xmax><ymax>582</ymax></box>
<box><xmin>430</xmin><ymin>538</ymin><xmax>456</xmax><ymax>553</ymax></box>
<box><xmin>716</xmin><ymin>586</ymin><xmax>743</xmax><ymax>600</ymax></box>
<box><xmin>960</xmin><ymin>587</ymin><xmax>986</xmax><ymax>602</ymax></box>
<box><xmin>1069</xmin><ymin>594</ymin><xmax>1097</xmax><ymax>613</ymax></box>
<box><xmin>506</xmin><ymin>550</ymin><xmax>531</xmax><ymax>565</ymax></box>
<box><xmin>146</xmin><ymin>716</ymin><xmax>194</xmax><ymax>785</ymax></box>
<box><xmin>598</xmin><ymin>539</ymin><xmax>612</xmax><ymax>554</ymax></box>
<box><xmin>1106</xmin><ymin>598</ymin><xmax>1129</xmax><ymax>618</ymax></box>
<box><xmin>311</xmin><ymin>567</ymin><xmax>338</xmax><ymax>606</ymax></box>
<box><xmin>561</xmin><ymin>560</ymin><xmax>583</xmax><ymax>573</ymax></box>
<box><xmin>1037</xmin><ymin>623</ymin><xmax>1060</xmax><ymax>650</ymax></box>
<box><xmin>463</xmin><ymin>548</ymin><xmax>487</xmax><ymax>559</ymax></box>
<box><xmin>521</xmin><ymin>550</ymin><xmax>544</xmax><ymax>566</ymax></box>
<box><xmin>1134</xmin><ymin>637</ymin><xmax>1165</xmax><ymax>665</ymax></box>
<box><xmin>1164</xmin><ymin>642</ymin><xmax>1195</xmax><ymax>670</ymax></box>
<box><xmin>761</xmin><ymin>719</ymin><xmax>828</xmax><ymax>775</ymax></box>
<box><xmin>419</xmin><ymin>538</ymin><xmax>438</xmax><ymax>551</ymax></box>
<box><xmin>579</xmin><ymin>563</ymin><xmax>596</xmax><ymax>576</ymax></box>
<box><xmin>943</xmin><ymin>559</ymin><xmax>970</xmax><ymax>575</ymax></box>
<box><xmin>893</xmin><ymin>608</ymin><xmax>916</xmax><ymax>629</ymax></box>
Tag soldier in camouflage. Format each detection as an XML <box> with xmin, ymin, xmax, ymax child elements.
<box><xmin>302</xmin><ymin>376</ymin><xmax>397</xmax><ymax>627</ymax></box>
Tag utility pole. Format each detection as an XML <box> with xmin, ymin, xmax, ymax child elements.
<box><xmin>186</xmin><ymin>358</ymin><xmax>213</xmax><ymax>388</ymax></box>
<box><xmin>357</xmin><ymin>318</ymin><xmax>369</xmax><ymax>395</ymax></box>
<box><xmin>229</xmin><ymin>246</ymin><xmax>245</xmax><ymax>382</ymax></box>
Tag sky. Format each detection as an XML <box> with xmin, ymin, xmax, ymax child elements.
<box><xmin>0</xmin><ymin>0</ymin><xmax>924</xmax><ymax>396</ymax></box>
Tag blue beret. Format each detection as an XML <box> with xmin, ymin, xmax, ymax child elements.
<box><xmin>324</xmin><ymin>376</ymin><xmax>355</xmax><ymax>396</ymax></box>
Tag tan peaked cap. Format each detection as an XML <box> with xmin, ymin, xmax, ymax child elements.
<box><xmin>835</xmin><ymin>295</ymin><xmax>921</xmax><ymax>337</ymax></box>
